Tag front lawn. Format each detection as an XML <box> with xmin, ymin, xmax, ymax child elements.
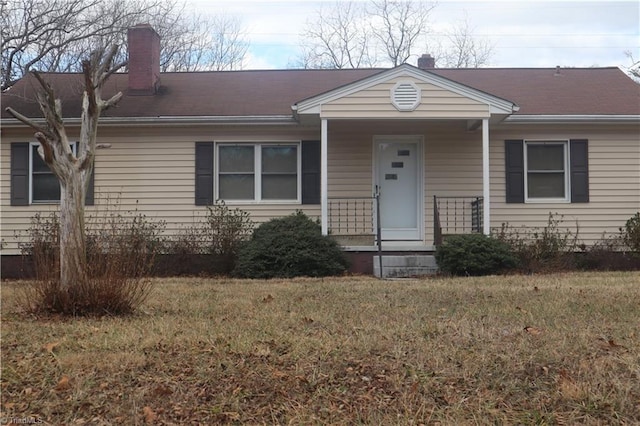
<box><xmin>1</xmin><ymin>272</ymin><xmax>639</xmax><ymax>424</ymax></box>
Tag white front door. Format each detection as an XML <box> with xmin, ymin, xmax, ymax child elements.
<box><xmin>375</xmin><ymin>137</ymin><xmax>422</xmax><ymax>241</ymax></box>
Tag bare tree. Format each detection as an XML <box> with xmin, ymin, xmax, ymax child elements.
<box><xmin>1</xmin><ymin>0</ymin><xmax>249</xmax><ymax>90</ymax></box>
<box><xmin>435</xmin><ymin>14</ymin><xmax>494</xmax><ymax>68</ymax></box>
<box><xmin>369</xmin><ymin>0</ymin><xmax>435</xmax><ymax>66</ymax></box>
<box><xmin>297</xmin><ymin>1</ymin><xmax>496</xmax><ymax>69</ymax></box>
<box><xmin>624</xmin><ymin>50</ymin><xmax>640</xmax><ymax>83</ymax></box>
<box><xmin>5</xmin><ymin>46</ymin><xmax>125</xmax><ymax>290</ymax></box>
<box><xmin>299</xmin><ymin>2</ymin><xmax>376</xmax><ymax>69</ymax></box>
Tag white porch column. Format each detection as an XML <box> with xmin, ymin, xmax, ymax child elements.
<box><xmin>321</xmin><ymin>118</ymin><xmax>329</xmax><ymax>235</ymax></box>
<box><xmin>482</xmin><ymin>118</ymin><xmax>491</xmax><ymax>235</ymax></box>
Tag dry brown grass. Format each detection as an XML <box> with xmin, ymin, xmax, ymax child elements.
<box><xmin>2</xmin><ymin>272</ymin><xmax>639</xmax><ymax>425</ymax></box>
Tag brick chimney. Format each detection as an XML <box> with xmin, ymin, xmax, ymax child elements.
<box><xmin>127</xmin><ymin>24</ymin><xmax>160</xmax><ymax>95</ymax></box>
<box><xmin>417</xmin><ymin>53</ymin><xmax>435</xmax><ymax>70</ymax></box>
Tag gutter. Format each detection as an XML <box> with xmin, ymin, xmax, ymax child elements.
<box><xmin>0</xmin><ymin>115</ymin><xmax>299</xmax><ymax>127</ymax></box>
<box><xmin>504</xmin><ymin>115</ymin><xmax>640</xmax><ymax>124</ymax></box>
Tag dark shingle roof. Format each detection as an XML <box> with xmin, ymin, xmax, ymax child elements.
<box><xmin>2</xmin><ymin>67</ymin><xmax>639</xmax><ymax>119</ymax></box>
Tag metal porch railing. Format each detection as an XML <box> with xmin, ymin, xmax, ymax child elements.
<box><xmin>434</xmin><ymin>196</ymin><xmax>483</xmax><ymax>246</ymax></box>
<box><xmin>328</xmin><ymin>196</ymin><xmax>376</xmax><ymax>239</ymax></box>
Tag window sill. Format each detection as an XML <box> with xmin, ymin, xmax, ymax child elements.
<box><xmin>217</xmin><ymin>200</ymin><xmax>302</xmax><ymax>205</ymax></box>
<box><xmin>524</xmin><ymin>198</ymin><xmax>571</xmax><ymax>204</ymax></box>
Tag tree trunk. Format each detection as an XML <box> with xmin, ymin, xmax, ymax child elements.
<box><xmin>59</xmin><ymin>170</ymin><xmax>88</xmax><ymax>291</ymax></box>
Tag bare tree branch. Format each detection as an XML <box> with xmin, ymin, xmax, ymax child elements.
<box><xmin>2</xmin><ymin>0</ymin><xmax>249</xmax><ymax>90</ymax></box>
<box><xmin>435</xmin><ymin>13</ymin><xmax>494</xmax><ymax>68</ymax></box>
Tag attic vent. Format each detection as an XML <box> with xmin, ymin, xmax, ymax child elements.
<box><xmin>391</xmin><ymin>81</ymin><xmax>421</xmax><ymax>111</ymax></box>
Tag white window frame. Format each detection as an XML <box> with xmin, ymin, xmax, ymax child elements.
<box><xmin>524</xmin><ymin>140</ymin><xmax>570</xmax><ymax>203</ymax></box>
<box><xmin>29</xmin><ymin>142</ymin><xmax>77</xmax><ymax>204</ymax></box>
<box><xmin>215</xmin><ymin>142</ymin><xmax>302</xmax><ymax>204</ymax></box>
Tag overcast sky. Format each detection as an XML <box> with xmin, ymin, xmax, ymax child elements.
<box><xmin>187</xmin><ymin>0</ymin><xmax>639</xmax><ymax>70</ymax></box>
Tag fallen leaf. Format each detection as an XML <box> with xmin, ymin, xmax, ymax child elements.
<box><xmin>607</xmin><ymin>339</ymin><xmax>626</xmax><ymax>348</ymax></box>
<box><xmin>597</xmin><ymin>337</ymin><xmax>628</xmax><ymax>351</ymax></box>
<box><xmin>55</xmin><ymin>375</ymin><xmax>71</xmax><ymax>391</ymax></box>
<box><xmin>152</xmin><ymin>384</ymin><xmax>173</xmax><ymax>396</ymax></box>
<box><xmin>43</xmin><ymin>341</ymin><xmax>61</xmax><ymax>353</ymax></box>
<box><xmin>143</xmin><ymin>406</ymin><xmax>157</xmax><ymax>424</ymax></box>
<box><xmin>524</xmin><ymin>326</ymin><xmax>543</xmax><ymax>336</ymax></box>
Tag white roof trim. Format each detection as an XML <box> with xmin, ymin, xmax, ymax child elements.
<box><xmin>504</xmin><ymin>115</ymin><xmax>640</xmax><ymax>123</ymax></box>
<box><xmin>1</xmin><ymin>115</ymin><xmax>298</xmax><ymax>127</ymax></box>
<box><xmin>294</xmin><ymin>64</ymin><xmax>517</xmax><ymax>116</ymax></box>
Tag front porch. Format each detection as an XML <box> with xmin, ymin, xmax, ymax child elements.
<box><xmin>328</xmin><ymin>193</ymin><xmax>484</xmax><ymax>277</ymax></box>
<box><xmin>290</xmin><ymin>64</ymin><xmax>518</xmax><ymax>276</ymax></box>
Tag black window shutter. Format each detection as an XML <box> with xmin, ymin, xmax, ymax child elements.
<box><xmin>505</xmin><ymin>140</ymin><xmax>524</xmax><ymax>203</ymax></box>
<box><xmin>195</xmin><ymin>142</ymin><xmax>214</xmax><ymax>206</ymax></box>
<box><xmin>301</xmin><ymin>140</ymin><xmax>321</xmax><ymax>205</ymax></box>
<box><xmin>570</xmin><ymin>139</ymin><xmax>589</xmax><ymax>203</ymax></box>
<box><xmin>10</xmin><ymin>142</ymin><xmax>29</xmax><ymax>206</ymax></box>
<box><xmin>85</xmin><ymin>166</ymin><xmax>95</xmax><ymax>206</ymax></box>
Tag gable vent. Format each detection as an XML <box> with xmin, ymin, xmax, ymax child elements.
<box><xmin>391</xmin><ymin>81</ymin><xmax>421</xmax><ymax>111</ymax></box>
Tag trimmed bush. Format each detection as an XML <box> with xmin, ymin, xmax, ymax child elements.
<box><xmin>234</xmin><ymin>212</ymin><xmax>348</xmax><ymax>278</ymax></box>
<box><xmin>435</xmin><ymin>233</ymin><xmax>517</xmax><ymax>276</ymax></box>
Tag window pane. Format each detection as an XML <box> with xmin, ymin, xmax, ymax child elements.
<box><xmin>528</xmin><ymin>173</ymin><xmax>565</xmax><ymax>198</ymax></box>
<box><xmin>32</xmin><ymin>146</ymin><xmax>50</xmax><ymax>172</ymax></box>
<box><xmin>262</xmin><ymin>146</ymin><xmax>297</xmax><ymax>173</ymax></box>
<box><xmin>219</xmin><ymin>174</ymin><xmax>254</xmax><ymax>199</ymax></box>
<box><xmin>32</xmin><ymin>174</ymin><xmax>60</xmax><ymax>201</ymax></box>
<box><xmin>262</xmin><ymin>175</ymin><xmax>297</xmax><ymax>200</ymax></box>
<box><xmin>527</xmin><ymin>144</ymin><xmax>564</xmax><ymax>170</ymax></box>
<box><xmin>219</xmin><ymin>146</ymin><xmax>254</xmax><ymax>173</ymax></box>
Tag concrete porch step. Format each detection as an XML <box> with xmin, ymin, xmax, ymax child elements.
<box><xmin>373</xmin><ymin>255</ymin><xmax>438</xmax><ymax>278</ymax></box>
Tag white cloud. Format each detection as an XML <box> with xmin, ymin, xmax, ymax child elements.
<box><xmin>185</xmin><ymin>0</ymin><xmax>640</xmax><ymax>69</ymax></box>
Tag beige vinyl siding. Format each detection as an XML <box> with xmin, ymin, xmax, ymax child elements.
<box><xmin>326</xmin><ymin>121</ymin><xmax>483</xmax><ymax>244</ymax></box>
<box><xmin>325</xmin><ymin>121</ymin><xmax>639</xmax><ymax>246</ymax></box>
<box><xmin>3</xmin><ymin>120</ymin><xmax>638</xmax><ymax>254</ymax></box>
<box><xmin>489</xmin><ymin>124</ymin><xmax>640</xmax><ymax>245</ymax></box>
<box><xmin>321</xmin><ymin>78</ymin><xmax>491</xmax><ymax>120</ymax></box>
<box><xmin>1</xmin><ymin>126</ymin><xmax>320</xmax><ymax>255</ymax></box>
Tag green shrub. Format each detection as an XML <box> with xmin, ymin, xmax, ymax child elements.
<box><xmin>621</xmin><ymin>212</ymin><xmax>640</xmax><ymax>254</ymax></box>
<box><xmin>435</xmin><ymin>233</ymin><xmax>517</xmax><ymax>276</ymax></box>
<box><xmin>234</xmin><ymin>212</ymin><xmax>348</xmax><ymax>278</ymax></box>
